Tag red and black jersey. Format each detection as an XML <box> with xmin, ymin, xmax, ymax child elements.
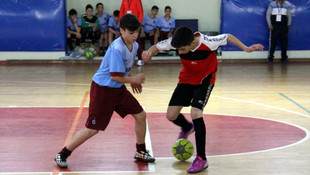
<box><xmin>156</xmin><ymin>32</ymin><xmax>228</xmax><ymax>85</ymax></box>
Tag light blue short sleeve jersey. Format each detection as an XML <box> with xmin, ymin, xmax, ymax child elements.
<box><xmin>97</xmin><ymin>12</ymin><xmax>110</xmax><ymax>32</ymax></box>
<box><xmin>142</xmin><ymin>14</ymin><xmax>158</xmax><ymax>33</ymax></box>
<box><xmin>156</xmin><ymin>16</ymin><xmax>175</xmax><ymax>32</ymax></box>
<box><xmin>108</xmin><ymin>17</ymin><xmax>120</xmax><ymax>32</ymax></box>
<box><xmin>67</xmin><ymin>17</ymin><xmax>82</xmax><ymax>31</ymax></box>
<box><xmin>92</xmin><ymin>37</ymin><xmax>138</xmax><ymax>88</ymax></box>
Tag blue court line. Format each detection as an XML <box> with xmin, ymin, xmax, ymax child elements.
<box><xmin>279</xmin><ymin>93</ymin><xmax>310</xmax><ymax>114</ymax></box>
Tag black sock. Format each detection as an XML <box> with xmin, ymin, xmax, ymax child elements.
<box><xmin>136</xmin><ymin>143</ymin><xmax>146</xmax><ymax>152</ymax></box>
<box><xmin>58</xmin><ymin>147</ymin><xmax>72</xmax><ymax>159</ymax></box>
<box><xmin>193</xmin><ymin>117</ymin><xmax>206</xmax><ymax>160</ymax></box>
<box><xmin>172</xmin><ymin>113</ymin><xmax>192</xmax><ymax>132</ymax></box>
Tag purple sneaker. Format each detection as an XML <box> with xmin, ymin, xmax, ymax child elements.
<box><xmin>187</xmin><ymin>156</ymin><xmax>208</xmax><ymax>173</ymax></box>
<box><xmin>178</xmin><ymin>123</ymin><xmax>195</xmax><ymax>139</ymax></box>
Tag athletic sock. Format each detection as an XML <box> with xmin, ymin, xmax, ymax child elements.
<box><xmin>172</xmin><ymin>113</ymin><xmax>192</xmax><ymax>132</ymax></box>
<box><xmin>136</xmin><ymin>143</ymin><xmax>146</xmax><ymax>152</ymax></box>
<box><xmin>59</xmin><ymin>147</ymin><xmax>72</xmax><ymax>159</ymax></box>
<box><xmin>193</xmin><ymin>117</ymin><xmax>206</xmax><ymax>160</ymax></box>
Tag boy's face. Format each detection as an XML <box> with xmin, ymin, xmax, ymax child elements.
<box><xmin>120</xmin><ymin>28</ymin><xmax>140</xmax><ymax>44</ymax></box>
<box><xmin>177</xmin><ymin>45</ymin><xmax>192</xmax><ymax>54</ymax></box>
<box><xmin>165</xmin><ymin>9</ymin><xmax>171</xmax><ymax>16</ymax></box>
<box><xmin>70</xmin><ymin>14</ymin><xmax>77</xmax><ymax>21</ymax></box>
<box><xmin>151</xmin><ymin>9</ymin><xmax>158</xmax><ymax>16</ymax></box>
<box><xmin>86</xmin><ymin>8</ymin><xmax>93</xmax><ymax>16</ymax></box>
<box><xmin>113</xmin><ymin>16</ymin><xmax>119</xmax><ymax>22</ymax></box>
<box><xmin>97</xmin><ymin>5</ymin><xmax>103</xmax><ymax>13</ymax></box>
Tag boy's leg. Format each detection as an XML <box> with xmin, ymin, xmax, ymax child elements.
<box><xmin>55</xmin><ymin>128</ymin><xmax>99</xmax><ymax>168</ymax></box>
<box><xmin>132</xmin><ymin>111</ymin><xmax>155</xmax><ymax>162</ymax></box>
<box><xmin>132</xmin><ymin>111</ymin><xmax>146</xmax><ymax>145</ymax></box>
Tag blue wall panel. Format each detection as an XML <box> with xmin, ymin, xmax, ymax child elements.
<box><xmin>0</xmin><ymin>0</ymin><xmax>66</xmax><ymax>51</ymax></box>
<box><xmin>221</xmin><ymin>0</ymin><xmax>310</xmax><ymax>51</ymax></box>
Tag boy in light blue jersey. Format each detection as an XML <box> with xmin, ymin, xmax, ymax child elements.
<box><xmin>96</xmin><ymin>3</ymin><xmax>110</xmax><ymax>56</ymax></box>
<box><xmin>108</xmin><ymin>10</ymin><xmax>120</xmax><ymax>45</ymax></box>
<box><xmin>67</xmin><ymin>9</ymin><xmax>82</xmax><ymax>51</ymax></box>
<box><xmin>139</xmin><ymin>5</ymin><xmax>159</xmax><ymax>51</ymax></box>
<box><xmin>156</xmin><ymin>6</ymin><xmax>175</xmax><ymax>42</ymax></box>
<box><xmin>55</xmin><ymin>14</ymin><xmax>155</xmax><ymax>169</ymax></box>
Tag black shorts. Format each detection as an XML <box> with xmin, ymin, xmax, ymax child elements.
<box><xmin>169</xmin><ymin>74</ymin><xmax>214</xmax><ymax>110</ymax></box>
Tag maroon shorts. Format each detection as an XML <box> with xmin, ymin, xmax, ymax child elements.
<box><xmin>85</xmin><ymin>81</ymin><xmax>144</xmax><ymax>131</ymax></box>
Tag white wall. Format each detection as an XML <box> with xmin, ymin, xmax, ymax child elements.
<box><xmin>66</xmin><ymin>0</ymin><xmax>221</xmax><ymax>32</ymax></box>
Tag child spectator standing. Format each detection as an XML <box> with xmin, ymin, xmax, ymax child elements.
<box><xmin>156</xmin><ymin>6</ymin><xmax>175</xmax><ymax>42</ymax></box>
<box><xmin>142</xmin><ymin>27</ymin><xmax>263</xmax><ymax>173</ymax></box>
<box><xmin>81</xmin><ymin>4</ymin><xmax>100</xmax><ymax>45</ymax></box>
<box><xmin>96</xmin><ymin>3</ymin><xmax>110</xmax><ymax>56</ymax></box>
<box><xmin>67</xmin><ymin>9</ymin><xmax>81</xmax><ymax>52</ymax></box>
<box><xmin>139</xmin><ymin>6</ymin><xmax>159</xmax><ymax>53</ymax></box>
<box><xmin>54</xmin><ymin>14</ymin><xmax>155</xmax><ymax>169</ymax></box>
<box><xmin>108</xmin><ymin>10</ymin><xmax>120</xmax><ymax>45</ymax></box>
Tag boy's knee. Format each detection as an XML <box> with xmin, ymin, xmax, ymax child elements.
<box><xmin>86</xmin><ymin>128</ymin><xmax>99</xmax><ymax>136</ymax></box>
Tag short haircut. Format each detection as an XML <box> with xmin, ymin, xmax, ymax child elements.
<box><xmin>113</xmin><ymin>10</ymin><xmax>120</xmax><ymax>17</ymax></box>
<box><xmin>171</xmin><ymin>26</ymin><xmax>194</xmax><ymax>48</ymax></box>
<box><xmin>152</xmin><ymin>5</ymin><xmax>159</xmax><ymax>10</ymax></box>
<box><xmin>96</xmin><ymin>3</ymin><xmax>103</xmax><ymax>9</ymax></box>
<box><xmin>120</xmin><ymin>14</ymin><xmax>141</xmax><ymax>31</ymax></box>
<box><xmin>86</xmin><ymin>4</ymin><xmax>93</xmax><ymax>10</ymax></box>
<box><xmin>165</xmin><ymin>6</ymin><xmax>171</xmax><ymax>11</ymax></box>
<box><xmin>69</xmin><ymin>9</ymin><xmax>77</xmax><ymax>16</ymax></box>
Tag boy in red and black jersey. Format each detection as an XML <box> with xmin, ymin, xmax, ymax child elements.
<box><xmin>142</xmin><ymin>26</ymin><xmax>263</xmax><ymax>174</ymax></box>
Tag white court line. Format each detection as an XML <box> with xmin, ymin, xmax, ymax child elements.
<box><xmin>213</xmin><ymin>95</ymin><xmax>310</xmax><ymax>118</ymax></box>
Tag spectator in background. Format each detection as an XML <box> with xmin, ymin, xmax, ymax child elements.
<box><xmin>67</xmin><ymin>9</ymin><xmax>81</xmax><ymax>53</ymax></box>
<box><xmin>81</xmin><ymin>4</ymin><xmax>100</xmax><ymax>45</ymax></box>
<box><xmin>119</xmin><ymin>0</ymin><xmax>143</xmax><ymax>23</ymax></box>
<box><xmin>108</xmin><ymin>10</ymin><xmax>120</xmax><ymax>45</ymax></box>
<box><xmin>96</xmin><ymin>3</ymin><xmax>110</xmax><ymax>56</ymax></box>
<box><xmin>156</xmin><ymin>6</ymin><xmax>175</xmax><ymax>42</ymax></box>
<box><xmin>139</xmin><ymin>6</ymin><xmax>159</xmax><ymax>54</ymax></box>
<box><xmin>266</xmin><ymin>0</ymin><xmax>291</xmax><ymax>63</ymax></box>
<box><xmin>119</xmin><ymin>0</ymin><xmax>144</xmax><ymax>66</ymax></box>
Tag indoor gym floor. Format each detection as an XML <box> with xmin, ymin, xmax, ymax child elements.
<box><xmin>0</xmin><ymin>61</ymin><xmax>309</xmax><ymax>175</ymax></box>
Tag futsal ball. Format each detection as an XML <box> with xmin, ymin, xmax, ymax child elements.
<box><xmin>85</xmin><ymin>50</ymin><xmax>94</xmax><ymax>60</ymax></box>
<box><xmin>172</xmin><ymin>139</ymin><xmax>194</xmax><ymax>161</ymax></box>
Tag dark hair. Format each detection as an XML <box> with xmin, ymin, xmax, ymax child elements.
<box><xmin>165</xmin><ymin>6</ymin><xmax>171</xmax><ymax>11</ymax></box>
<box><xmin>96</xmin><ymin>3</ymin><xmax>103</xmax><ymax>9</ymax></box>
<box><xmin>120</xmin><ymin>14</ymin><xmax>141</xmax><ymax>31</ymax></box>
<box><xmin>152</xmin><ymin>5</ymin><xmax>159</xmax><ymax>10</ymax></box>
<box><xmin>113</xmin><ymin>10</ymin><xmax>120</xmax><ymax>17</ymax></box>
<box><xmin>69</xmin><ymin>9</ymin><xmax>77</xmax><ymax>16</ymax></box>
<box><xmin>171</xmin><ymin>27</ymin><xmax>194</xmax><ymax>48</ymax></box>
<box><xmin>85</xmin><ymin>4</ymin><xmax>93</xmax><ymax>11</ymax></box>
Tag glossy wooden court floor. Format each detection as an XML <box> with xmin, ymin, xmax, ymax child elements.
<box><xmin>0</xmin><ymin>61</ymin><xmax>310</xmax><ymax>175</ymax></box>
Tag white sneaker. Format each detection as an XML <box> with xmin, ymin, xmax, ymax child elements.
<box><xmin>137</xmin><ymin>60</ymin><xmax>144</xmax><ymax>66</ymax></box>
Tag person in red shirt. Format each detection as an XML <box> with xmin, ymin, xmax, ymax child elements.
<box><xmin>119</xmin><ymin>0</ymin><xmax>143</xmax><ymax>23</ymax></box>
<box><xmin>142</xmin><ymin>26</ymin><xmax>264</xmax><ymax>174</ymax></box>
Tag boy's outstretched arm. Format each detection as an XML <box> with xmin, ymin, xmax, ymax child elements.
<box><xmin>142</xmin><ymin>45</ymin><xmax>160</xmax><ymax>62</ymax></box>
<box><xmin>227</xmin><ymin>34</ymin><xmax>264</xmax><ymax>52</ymax></box>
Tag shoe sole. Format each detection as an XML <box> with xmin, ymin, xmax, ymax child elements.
<box><xmin>187</xmin><ymin>165</ymin><xmax>208</xmax><ymax>174</ymax></box>
<box><xmin>134</xmin><ymin>157</ymin><xmax>155</xmax><ymax>163</ymax></box>
<box><xmin>54</xmin><ymin>158</ymin><xmax>68</xmax><ymax>168</ymax></box>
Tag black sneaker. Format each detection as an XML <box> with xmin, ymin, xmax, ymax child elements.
<box><xmin>55</xmin><ymin>153</ymin><xmax>68</xmax><ymax>168</ymax></box>
<box><xmin>134</xmin><ymin>150</ymin><xmax>155</xmax><ymax>162</ymax></box>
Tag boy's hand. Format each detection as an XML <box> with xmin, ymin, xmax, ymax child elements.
<box><xmin>142</xmin><ymin>50</ymin><xmax>152</xmax><ymax>61</ymax></box>
<box><xmin>244</xmin><ymin>44</ymin><xmax>264</xmax><ymax>52</ymax></box>
<box><xmin>131</xmin><ymin>83</ymin><xmax>142</xmax><ymax>94</ymax></box>
<box><xmin>133</xmin><ymin>73</ymin><xmax>145</xmax><ymax>84</ymax></box>
<box><xmin>131</xmin><ymin>73</ymin><xmax>145</xmax><ymax>94</ymax></box>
